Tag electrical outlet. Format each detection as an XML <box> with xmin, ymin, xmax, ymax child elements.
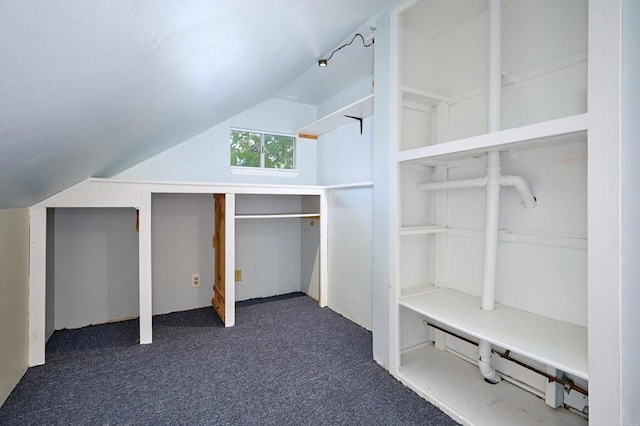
<box><xmin>192</xmin><ymin>274</ymin><xmax>200</xmax><ymax>288</ymax></box>
<box><xmin>235</xmin><ymin>269</ymin><xmax>242</xmax><ymax>282</ymax></box>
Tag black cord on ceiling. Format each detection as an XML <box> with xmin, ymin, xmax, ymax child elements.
<box><xmin>319</xmin><ymin>33</ymin><xmax>374</xmax><ymax>67</ymax></box>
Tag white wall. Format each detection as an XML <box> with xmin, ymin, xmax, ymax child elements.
<box><xmin>300</xmin><ymin>217</ymin><xmax>320</xmax><ymax>300</ymax></box>
<box><xmin>54</xmin><ymin>208</ymin><xmax>139</xmax><ymax>329</ymax></box>
<box><xmin>151</xmin><ymin>194</ymin><xmax>215</xmax><ymax>314</ymax></box>
<box><xmin>234</xmin><ymin>194</ymin><xmax>318</xmax><ymax>301</ymax></box>
<box><xmin>0</xmin><ymin>208</ymin><xmax>29</xmax><ymax>406</ymax></box>
<box><xmin>235</xmin><ymin>217</ymin><xmax>304</xmax><ymax>301</ymax></box>
<box><xmin>317</xmin><ymin>116</ymin><xmax>374</xmax><ymax>330</ymax></box>
<box><xmin>316</xmin><ymin>77</ymin><xmax>373</xmax><ymax>118</ymax></box>
<box><xmin>317</xmin><ymin>116</ymin><xmax>373</xmax><ymax>185</ymax></box>
<box><xmin>325</xmin><ymin>188</ymin><xmax>373</xmax><ymax>330</ymax></box>
<box><xmin>115</xmin><ymin>98</ymin><xmax>318</xmax><ymax>185</ymax></box>
<box><xmin>622</xmin><ymin>0</ymin><xmax>640</xmax><ymax>420</ymax></box>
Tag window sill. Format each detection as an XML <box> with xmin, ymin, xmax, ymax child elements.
<box><xmin>230</xmin><ymin>166</ymin><xmax>300</xmax><ymax>178</ymax></box>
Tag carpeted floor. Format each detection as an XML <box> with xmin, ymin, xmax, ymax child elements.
<box><xmin>0</xmin><ymin>293</ymin><xmax>458</xmax><ymax>425</ymax></box>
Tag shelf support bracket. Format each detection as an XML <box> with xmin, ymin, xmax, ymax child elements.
<box><xmin>344</xmin><ymin>115</ymin><xmax>364</xmax><ymax>135</ymax></box>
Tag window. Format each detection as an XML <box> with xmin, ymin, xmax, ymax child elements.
<box><xmin>230</xmin><ymin>129</ymin><xmax>295</xmax><ymax>170</ymax></box>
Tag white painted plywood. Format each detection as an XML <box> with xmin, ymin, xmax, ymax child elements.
<box><xmin>399</xmin><ymin>288</ymin><xmax>588</xmax><ymax>379</ymax></box>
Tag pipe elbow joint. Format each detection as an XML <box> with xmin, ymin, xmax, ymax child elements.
<box><xmin>478</xmin><ymin>357</ymin><xmax>502</xmax><ymax>384</ymax></box>
<box><xmin>478</xmin><ymin>340</ymin><xmax>502</xmax><ymax>384</ymax></box>
<box><xmin>520</xmin><ymin>195</ymin><xmax>537</xmax><ymax>209</ymax></box>
<box><xmin>501</xmin><ymin>175</ymin><xmax>537</xmax><ymax>208</ymax></box>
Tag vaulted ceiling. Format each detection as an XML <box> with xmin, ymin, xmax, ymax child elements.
<box><xmin>0</xmin><ymin>0</ymin><xmax>395</xmax><ymax>209</ymax></box>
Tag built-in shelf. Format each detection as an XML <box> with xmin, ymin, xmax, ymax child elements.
<box><xmin>399</xmin><ymin>344</ymin><xmax>587</xmax><ymax>426</ymax></box>
<box><xmin>324</xmin><ymin>181</ymin><xmax>374</xmax><ymax>190</ymax></box>
<box><xmin>297</xmin><ymin>94</ymin><xmax>374</xmax><ymax>138</ymax></box>
<box><xmin>401</xmin><ymin>86</ymin><xmax>448</xmax><ymax>105</ymax></box>
<box><xmin>235</xmin><ymin>213</ymin><xmax>319</xmax><ymax>219</ymax></box>
<box><xmin>399</xmin><ymin>287</ymin><xmax>588</xmax><ymax>380</ymax></box>
<box><xmin>397</xmin><ymin>113</ymin><xmax>588</xmax><ymax>164</ymax></box>
<box><xmin>400</xmin><ymin>284</ymin><xmax>438</xmax><ymax>298</ymax></box>
<box><xmin>400</xmin><ymin>225</ymin><xmax>448</xmax><ymax>236</ymax></box>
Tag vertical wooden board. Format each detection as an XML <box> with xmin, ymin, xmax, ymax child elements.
<box><xmin>213</xmin><ymin>194</ymin><xmax>226</xmax><ymax>323</ymax></box>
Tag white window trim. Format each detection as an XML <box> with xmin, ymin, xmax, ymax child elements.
<box><xmin>230</xmin><ymin>166</ymin><xmax>300</xmax><ymax>178</ymax></box>
<box><xmin>230</xmin><ymin>127</ymin><xmax>297</xmax><ymax>172</ymax></box>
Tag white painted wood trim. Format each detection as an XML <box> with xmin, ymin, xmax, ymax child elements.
<box><xmin>229</xmin><ymin>167</ymin><xmax>300</xmax><ymax>178</ymax></box>
<box><xmin>319</xmin><ymin>191</ymin><xmax>328</xmax><ymax>308</ymax></box>
<box><xmin>323</xmin><ymin>181</ymin><xmax>374</xmax><ymax>190</ymax></box>
<box><xmin>138</xmin><ymin>192</ymin><xmax>153</xmax><ymax>344</ymax></box>
<box><xmin>225</xmin><ymin>193</ymin><xmax>236</xmax><ymax>327</ymax></box>
<box><xmin>28</xmin><ymin>207</ymin><xmax>46</xmax><ymax>366</ymax></box>
<box><xmin>587</xmin><ymin>0</ymin><xmax>623</xmax><ymax>422</ymax></box>
<box><xmin>388</xmin><ymin>1</ymin><xmax>402</xmax><ymax>377</ymax></box>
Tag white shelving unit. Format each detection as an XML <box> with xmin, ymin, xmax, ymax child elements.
<box><xmin>390</xmin><ymin>0</ymin><xmax>590</xmax><ymax>424</ymax></box>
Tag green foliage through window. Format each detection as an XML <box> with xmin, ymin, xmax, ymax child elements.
<box><xmin>230</xmin><ymin>129</ymin><xmax>295</xmax><ymax>169</ymax></box>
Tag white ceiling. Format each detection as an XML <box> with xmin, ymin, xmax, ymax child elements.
<box><xmin>0</xmin><ymin>0</ymin><xmax>395</xmax><ymax>208</ymax></box>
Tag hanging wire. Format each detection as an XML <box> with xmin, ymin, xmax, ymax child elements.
<box><xmin>320</xmin><ymin>33</ymin><xmax>374</xmax><ymax>65</ymax></box>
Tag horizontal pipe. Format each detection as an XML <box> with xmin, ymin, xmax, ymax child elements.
<box><xmin>417</xmin><ymin>175</ymin><xmax>536</xmax><ymax>209</ymax></box>
<box><xmin>416</xmin><ymin>176</ymin><xmax>487</xmax><ymax>191</ymax></box>
<box><xmin>424</xmin><ymin>321</ymin><xmax>588</xmax><ymax>396</ymax></box>
<box><xmin>501</xmin><ymin>175</ymin><xmax>537</xmax><ymax>208</ymax></box>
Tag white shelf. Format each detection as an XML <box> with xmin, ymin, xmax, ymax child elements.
<box><xmin>235</xmin><ymin>213</ymin><xmax>319</xmax><ymax>219</ymax></box>
<box><xmin>400</xmin><ymin>284</ymin><xmax>438</xmax><ymax>298</ymax></box>
<box><xmin>399</xmin><ymin>287</ymin><xmax>588</xmax><ymax>380</ymax></box>
<box><xmin>401</xmin><ymin>86</ymin><xmax>448</xmax><ymax>105</ymax></box>
<box><xmin>397</xmin><ymin>113</ymin><xmax>588</xmax><ymax>164</ymax></box>
<box><xmin>297</xmin><ymin>94</ymin><xmax>374</xmax><ymax>138</ymax></box>
<box><xmin>399</xmin><ymin>344</ymin><xmax>587</xmax><ymax>426</ymax></box>
<box><xmin>323</xmin><ymin>181</ymin><xmax>374</xmax><ymax>190</ymax></box>
<box><xmin>400</xmin><ymin>225</ymin><xmax>448</xmax><ymax>236</ymax></box>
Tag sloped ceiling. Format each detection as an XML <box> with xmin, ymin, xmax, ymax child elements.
<box><xmin>0</xmin><ymin>0</ymin><xmax>394</xmax><ymax>209</ymax></box>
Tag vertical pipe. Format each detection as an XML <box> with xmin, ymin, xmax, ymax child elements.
<box><xmin>478</xmin><ymin>339</ymin><xmax>501</xmax><ymax>384</ymax></box>
<box><xmin>481</xmin><ymin>151</ymin><xmax>501</xmax><ymax>311</ymax></box>
<box><xmin>483</xmin><ymin>0</ymin><xmax>502</xmax><ymax>311</ymax></box>
<box><xmin>488</xmin><ymin>0</ymin><xmax>501</xmax><ymax>134</ymax></box>
<box><xmin>478</xmin><ymin>0</ymin><xmax>503</xmax><ymax>384</ymax></box>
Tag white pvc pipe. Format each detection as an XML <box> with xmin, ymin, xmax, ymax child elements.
<box><xmin>477</xmin><ymin>0</ymin><xmax>503</xmax><ymax>385</ymax></box>
<box><xmin>501</xmin><ymin>175</ymin><xmax>537</xmax><ymax>208</ymax></box>
<box><xmin>488</xmin><ymin>0</ymin><xmax>501</xmax><ymax>134</ymax></box>
<box><xmin>481</xmin><ymin>151</ymin><xmax>501</xmax><ymax>312</ymax></box>
<box><xmin>478</xmin><ymin>340</ymin><xmax>501</xmax><ymax>384</ymax></box>
<box><xmin>416</xmin><ymin>176</ymin><xmax>487</xmax><ymax>191</ymax></box>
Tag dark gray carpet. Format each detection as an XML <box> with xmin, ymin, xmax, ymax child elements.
<box><xmin>0</xmin><ymin>293</ymin><xmax>458</xmax><ymax>425</ymax></box>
